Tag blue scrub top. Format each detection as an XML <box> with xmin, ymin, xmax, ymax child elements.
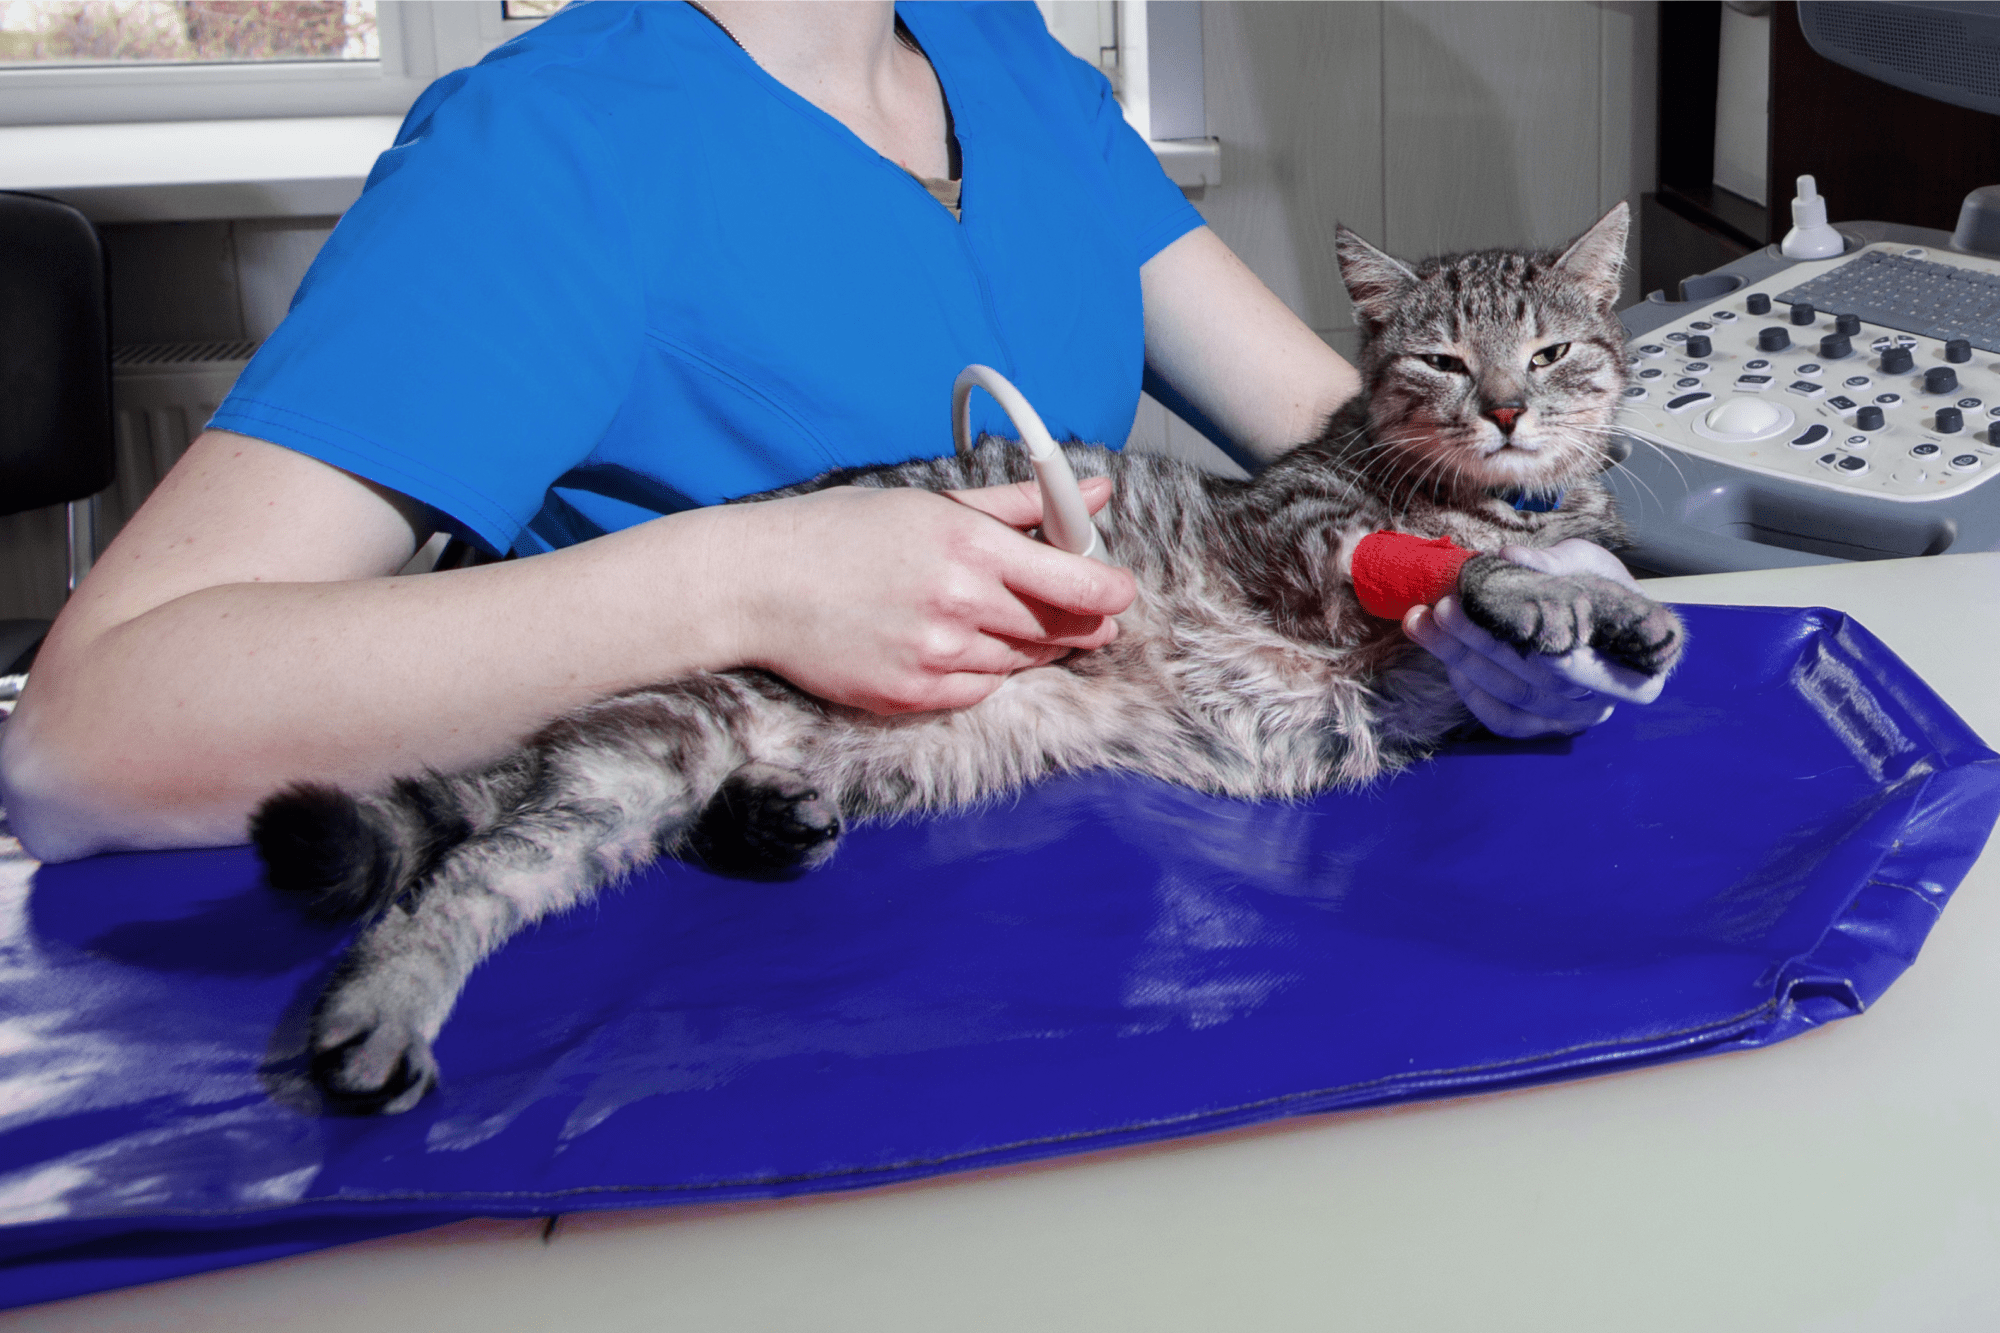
<box><xmin>210</xmin><ymin>1</ymin><xmax>1204</xmax><ymax>555</ymax></box>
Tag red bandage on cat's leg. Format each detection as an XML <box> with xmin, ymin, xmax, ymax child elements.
<box><xmin>1351</xmin><ymin>532</ymin><xmax>1476</xmax><ymax>620</ymax></box>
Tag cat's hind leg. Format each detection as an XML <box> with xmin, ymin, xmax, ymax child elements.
<box><xmin>296</xmin><ymin>675</ymin><xmax>808</xmax><ymax>1113</ymax></box>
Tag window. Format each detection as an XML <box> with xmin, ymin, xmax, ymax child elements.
<box><xmin>0</xmin><ymin>1</ymin><xmax>380</xmax><ymax>67</ymax></box>
<box><xmin>0</xmin><ymin>1</ymin><xmax>529</xmax><ymax>126</ymax></box>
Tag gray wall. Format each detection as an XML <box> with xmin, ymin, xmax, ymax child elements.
<box><xmin>1132</xmin><ymin>0</ymin><xmax>1658</xmax><ymax>472</ymax></box>
<box><xmin>2</xmin><ymin>1</ymin><xmax>1658</xmax><ymax>623</ymax></box>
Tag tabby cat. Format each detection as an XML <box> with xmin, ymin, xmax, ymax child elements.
<box><xmin>254</xmin><ymin>202</ymin><xmax>1682</xmax><ymax>1114</ymax></box>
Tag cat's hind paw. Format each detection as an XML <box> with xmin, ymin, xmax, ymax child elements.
<box><xmin>308</xmin><ymin>972</ymin><xmax>441</xmax><ymax>1115</ymax></box>
<box><xmin>685</xmin><ymin>762</ymin><xmax>844</xmax><ymax>880</ymax></box>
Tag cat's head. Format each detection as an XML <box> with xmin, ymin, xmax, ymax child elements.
<box><xmin>1334</xmin><ymin>203</ymin><xmax>1630</xmax><ymax>498</ymax></box>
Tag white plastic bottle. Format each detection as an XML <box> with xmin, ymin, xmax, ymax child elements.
<box><xmin>1780</xmin><ymin>175</ymin><xmax>1845</xmax><ymax>259</ymax></box>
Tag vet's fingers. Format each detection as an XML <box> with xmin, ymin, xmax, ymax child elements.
<box><xmin>1540</xmin><ymin>647</ymin><xmax>1669</xmax><ymax>705</ymax></box>
<box><xmin>1447</xmin><ymin>669</ymin><xmax>1616</xmax><ymax>739</ymax></box>
<box><xmin>946</xmin><ymin>476</ymin><xmax>1115</xmax><ymax>530</ymax></box>
<box><xmin>1497</xmin><ymin>538</ymin><xmax>1640</xmax><ymax>590</ymax></box>
<box><xmin>997</xmin><ymin>537</ymin><xmax>1136</xmax><ymax>620</ymax></box>
<box><xmin>1419</xmin><ymin>597</ymin><xmax>1582</xmax><ymax>698</ymax></box>
<box><xmin>1408</xmin><ymin>605</ymin><xmax>1612</xmax><ymax>730</ymax></box>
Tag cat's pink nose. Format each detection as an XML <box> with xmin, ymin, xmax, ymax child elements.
<box><xmin>1484</xmin><ymin>404</ymin><xmax>1525</xmax><ymax>434</ymax></box>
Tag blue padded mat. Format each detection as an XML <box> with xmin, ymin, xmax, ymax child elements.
<box><xmin>2</xmin><ymin>603</ymin><xmax>1998</xmax><ymax>1311</ymax></box>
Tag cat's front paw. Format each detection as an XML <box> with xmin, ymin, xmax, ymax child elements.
<box><xmin>685</xmin><ymin>762</ymin><xmax>844</xmax><ymax>880</ymax></box>
<box><xmin>1457</xmin><ymin>555</ymin><xmax>1683</xmax><ymax>677</ymax></box>
<box><xmin>308</xmin><ymin>969</ymin><xmax>442</xmax><ymax>1115</ymax></box>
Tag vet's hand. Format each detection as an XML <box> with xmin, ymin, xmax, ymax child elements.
<box><xmin>1404</xmin><ymin>539</ymin><xmax>1667</xmax><ymax>738</ymax></box>
<box><xmin>730</xmin><ymin>477</ymin><xmax>1134</xmax><ymax>714</ymax></box>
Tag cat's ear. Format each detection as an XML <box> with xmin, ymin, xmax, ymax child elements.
<box><xmin>1553</xmin><ymin>201</ymin><xmax>1630</xmax><ymax>308</ymax></box>
<box><xmin>1336</xmin><ymin>225</ymin><xmax>1418</xmax><ymax>331</ymax></box>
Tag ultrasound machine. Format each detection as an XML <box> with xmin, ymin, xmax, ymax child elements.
<box><xmin>1608</xmin><ymin>1</ymin><xmax>2000</xmax><ymax>576</ymax></box>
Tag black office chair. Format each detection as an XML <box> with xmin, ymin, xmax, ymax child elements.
<box><xmin>0</xmin><ymin>192</ymin><xmax>114</xmax><ymax>675</ymax></box>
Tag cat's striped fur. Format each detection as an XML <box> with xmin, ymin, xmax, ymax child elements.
<box><xmin>253</xmin><ymin>202</ymin><xmax>1681</xmax><ymax>1113</ymax></box>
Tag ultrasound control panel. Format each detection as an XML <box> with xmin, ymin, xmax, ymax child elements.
<box><xmin>1616</xmin><ymin>241</ymin><xmax>2000</xmax><ymax>505</ymax></box>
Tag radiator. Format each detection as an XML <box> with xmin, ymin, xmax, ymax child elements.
<box><xmin>0</xmin><ymin>341</ymin><xmax>255</xmax><ymax>622</ymax></box>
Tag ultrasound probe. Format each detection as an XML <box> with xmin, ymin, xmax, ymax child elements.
<box><xmin>952</xmin><ymin>364</ymin><xmax>1108</xmax><ymax>563</ymax></box>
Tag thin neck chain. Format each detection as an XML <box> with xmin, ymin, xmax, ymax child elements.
<box><xmin>685</xmin><ymin>1</ymin><xmax>745</xmax><ymax>52</ymax></box>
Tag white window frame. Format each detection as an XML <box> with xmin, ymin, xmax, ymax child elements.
<box><xmin>0</xmin><ymin>1</ymin><xmax>527</xmax><ymax>127</ymax></box>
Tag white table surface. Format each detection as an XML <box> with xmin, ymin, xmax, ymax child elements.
<box><xmin>5</xmin><ymin>554</ymin><xmax>1999</xmax><ymax>1332</ymax></box>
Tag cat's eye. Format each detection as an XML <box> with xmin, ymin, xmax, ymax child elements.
<box><xmin>1530</xmin><ymin>342</ymin><xmax>1571</xmax><ymax>368</ymax></box>
<box><xmin>1419</xmin><ymin>353</ymin><xmax>1467</xmax><ymax>374</ymax></box>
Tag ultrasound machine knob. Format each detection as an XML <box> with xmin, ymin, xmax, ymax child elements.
<box><xmin>1835</xmin><ymin>313</ymin><xmax>1861</xmax><ymax>336</ymax></box>
<box><xmin>1938</xmin><ymin>406</ymin><xmax>1965</xmax><ymax>433</ymax></box>
<box><xmin>1989</xmin><ymin>422</ymin><xmax>2000</xmax><ymax>446</ymax></box>
<box><xmin>1790</xmin><ymin>302</ymin><xmax>1816</xmax><ymax>326</ymax></box>
<box><xmin>1925</xmin><ymin>366</ymin><xmax>1959</xmax><ymax>394</ymax></box>
<box><xmin>1881</xmin><ymin>345</ymin><xmax>1915</xmax><ymax>374</ymax></box>
<box><xmin>1746</xmin><ymin>293</ymin><xmax>1772</xmax><ymax>315</ymax></box>
<box><xmin>1757</xmin><ymin>327</ymin><xmax>1791</xmax><ymax>352</ymax></box>
<box><xmin>1946</xmin><ymin>338</ymin><xmax>1973</xmax><ymax>363</ymax></box>
<box><xmin>1684</xmin><ymin>334</ymin><xmax>1712</xmax><ymax>358</ymax></box>
<box><xmin>1818</xmin><ymin>333</ymin><xmax>1852</xmax><ymax>360</ymax></box>
<box><xmin>1856</xmin><ymin>404</ymin><xmax>1886</xmax><ymax>430</ymax></box>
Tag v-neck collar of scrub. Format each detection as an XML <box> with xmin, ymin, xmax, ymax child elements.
<box><xmin>676</xmin><ymin>1</ymin><xmax>967</xmax><ymax>221</ymax></box>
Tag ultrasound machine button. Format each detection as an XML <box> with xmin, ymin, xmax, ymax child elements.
<box><xmin>1789</xmin><ymin>423</ymin><xmax>1830</xmax><ymax>448</ymax></box>
<box><xmin>1826</xmin><ymin>395</ymin><xmax>1859</xmax><ymax>411</ymax></box>
<box><xmin>1684</xmin><ymin>361</ymin><xmax>1712</xmax><ymax>374</ymax></box>
<box><xmin>1843</xmin><ymin>376</ymin><xmax>1873</xmax><ymax>390</ymax></box>
<box><xmin>1925</xmin><ymin>366</ymin><xmax>1959</xmax><ymax>394</ymax></box>
<box><xmin>1911</xmin><ymin>442</ymin><xmax>1942</xmax><ymax>457</ymax></box>
<box><xmin>1856</xmin><ymin>405</ymin><xmax>1886</xmax><ymax>430</ymax></box>
<box><xmin>1937</xmin><ymin>407</ymin><xmax>1965</xmax><ymax>433</ymax></box>
<box><xmin>1637</xmin><ymin>344</ymin><xmax>1667</xmax><ymax>358</ymax></box>
<box><xmin>1835</xmin><ymin>313</ymin><xmax>1862</xmax><ymax>336</ymax></box>
<box><xmin>1713</xmin><ymin>309</ymin><xmax>1740</xmax><ymax>322</ymax></box>
<box><xmin>1905</xmin><ymin>248</ymin><xmax>1929</xmax><ymax>259</ymax></box>
<box><xmin>1837</xmin><ymin>455</ymin><xmax>1870</xmax><ymax>475</ymax></box>
<box><xmin>1705</xmin><ymin>397</ymin><xmax>1786</xmax><ymax>436</ymax></box>
<box><xmin>1665</xmin><ymin>331</ymin><xmax>1688</xmax><ymax>343</ymax></box>
<box><xmin>1758</xmin><ymin>327</ymin><xmax>1791</xmax><ymax>352</ymax></box>
<box><xmin>1684</xmin><ymin>334</ymin><xmax>1713</xmax><ymax>358</ymax></box>
<box><xmin>1819</xmin><ymin>333</ymin><xmax>1852</xmax><ymax>359</ymax></box>
<box><xmin>1893</xmin><ymin>466</ymin><xmax>1928</xmax><ymax>484</ymax></box>
<box><xmin>1787</xmin><ymin>380</ymin><xmax>1824</xmax><ymax>397</ymax></box>
<box><xmin>1950</xmin><ymin>453</ymin><xmax>1983</xmax><ymax>473</ymax></box>
<box><xmin>1735</xmin><ymin>373</ymin><xmax>1774</xmax><ymax>391</ymax></box>
<box><xmin>1882</xmin><ymin>346</ymin><xmax>1915</xmax><ymax>374</ymax></box>
<box><xmin>1676</xmin><ymin>377</ymin><xmax>1702</xmax><ymax>389</ymax></box>
<box><xmin>1747</xmin><ymin>293</ymin><xmax>1772</xmax><ymax>315</ymax></box>
<box><xmin>1816</xmin><ymin>451</ymin><xmax>1840</xmax><ymax>468</ymax></box>
<box><xmin>1959</xmin><ymin>397</ymin><xmax>1982</xmax><ymax>409</ymax></box>
<box><xmin>1665</xmin><ymin>391</ymin><xmax>1714</xmax><ymax>414</ymax></box>
<box><xmin>1796</xmin><ymin>363</ymin><xmax>1824</xmax><ymax>375</ymax></box>
<box><xmin>1875</xmin><ymin>392</ymin><xmax>1903</xmax><ymax>406</ymax></box>
<box><xmin>1946</xmin><ymin>338</ymin><xmax>1973</xmax><ymax>364</ymax></box>
<box><xmin>1790</xmin><ymin>302</ymin><xmax>1816</xmax><ymax>326</ymax></box>
<box><xmin>1690</xmin><ymin>320</ymin><xmax>1713</xmax><ymax>331</ymax></box>
<box><xmin>1638</xmin><ymin>367</ymin><xmax>1664</xmax><ymax>380</ymax></box>
<box><xmin>1745</xmin><ymin>359</ymin><xmax>1771</xmax><ymax>370</ymax></box>
<box><xmin>1621</xmin><ymin>385</ymin><xmax>1648</xmax><ymax>400</ymax></box>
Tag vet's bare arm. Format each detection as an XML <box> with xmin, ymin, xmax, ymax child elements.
<box><xmin>1140</xmin><ymin>226</ymin><xmax>1362</xmax><ymax>465</ymax></box>
<box><xmin>0</xmin><ymin>433</ymin><xmax>1130</xmax><ymax>862</ymax></box>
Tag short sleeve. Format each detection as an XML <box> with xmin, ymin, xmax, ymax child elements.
<box><xmin>1046</xmin><ymin>19</ymin><xmax>1204</xmax><ymax>265</ymax></box>
<box><xmin>209</xmin><ymin>66</ymin><xmax>645</xmax><ymax>554</ymax></box>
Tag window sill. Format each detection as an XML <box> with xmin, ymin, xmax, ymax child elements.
<box><xmin>0</xmin><ymin>116</ymin><xmax>404</xmax><ymax>223</ymax></box>
<box><xmin>0</xmin><ymin>117</ymin><xmax>1223</xmax><ymax>224</ymax></box>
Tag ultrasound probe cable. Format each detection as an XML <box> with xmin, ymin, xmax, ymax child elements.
<box><xmin>952</xmin><ymin>364</ymin><xmax>1108</xmax><ymax>563</ymax></box>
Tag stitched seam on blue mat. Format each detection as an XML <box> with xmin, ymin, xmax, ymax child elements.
<box><xmin>34</xmin><ymin>998</ymin><xmax>1781</xmax><ymax>1220</ymax></box>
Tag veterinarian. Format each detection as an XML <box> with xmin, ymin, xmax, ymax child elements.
<box><xmin>0</xmin><ymin>1</ymin><xmax>1657</xmax><ymax>863</ymax></box>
